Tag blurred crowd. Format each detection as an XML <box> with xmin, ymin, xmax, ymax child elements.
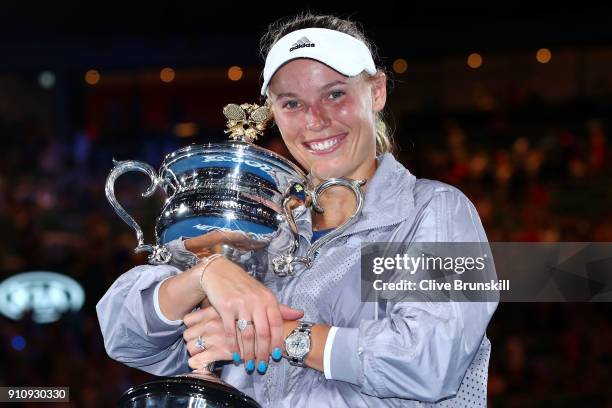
<box><xmin>0</xmin><ymin>81</ymin><xmax>610</xmax><ymax>407</ymax></box>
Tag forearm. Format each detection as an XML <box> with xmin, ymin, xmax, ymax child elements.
<box><xmin>282</xmin><ymin>320</ymin><xmax>330</xmax><ymax>372</ymax></box>
<box><xmin>159</xmin><ymin>265</ymin><xmax>207</xmax><ymax>321</ymax></box>
<box><xmin>97</xmin><ymin>263</ymin><xmax>191</xmax><ymax>376</ymax></box>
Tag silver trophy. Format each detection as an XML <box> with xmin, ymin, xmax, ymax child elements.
<box><xmin>106</xmin><ymin>103</ymin><xmax>365</xmax><ymax>406</ymax></box>
<box><xmin>105</xmin><ymin>103</ymin><xmax>365</xmax><ymax>277</ymax></box>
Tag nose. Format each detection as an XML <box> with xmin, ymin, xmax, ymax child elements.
<box><xmin>305</xmin><ymin>104</ymin><xmax>330</xmax><ymax>132</ymax></box>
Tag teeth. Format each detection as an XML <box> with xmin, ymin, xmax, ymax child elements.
<box><xmin>307</xmin><ymin>137</ymin><xmax>340</xmax><ymax>151</ymax></box>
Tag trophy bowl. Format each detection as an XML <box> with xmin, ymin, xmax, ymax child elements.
<box><xmin>105</xmin><ymin>103</ymin><xmax>365</xmax><ymax>276</ymax></box>
<box><xmin>118</xmin><ymin>372</ymin><xmax>260</xmax><ymax>408</ymax></box>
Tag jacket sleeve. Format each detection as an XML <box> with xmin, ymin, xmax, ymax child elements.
<box><xmin>326</xmin><ymin>187</ymin><xmax>498</xmax><ymax>402</ymax></box>
<box><xmin>96</xmin><ymin>242</ymin><xmax>194</xmax><ymax>376</ymax></box>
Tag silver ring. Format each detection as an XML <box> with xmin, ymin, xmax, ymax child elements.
<box><xmin>195</xmin><ymin>335</ymin><xmax>207</xmax><ymax>350</ymax></box>
<box><xmin>236</xmin><ymin>318</ymin><xmax>253</xmax><ymax>331</ymax></box>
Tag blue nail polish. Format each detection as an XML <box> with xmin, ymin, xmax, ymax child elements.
<box><xmin>233</xmin><ymin>352</ymin><xmax>241</xmax><ymax>363</ymax></box>
<box><xmin>272</xmin><ymin>347</ymin><xmax>282</xmax><ymax>361</ymax></box>
<box><xmin>257</xmin><ymin>361</ymin><xmax>268</xmax><ymax>374</ymax></box>
<box><xmin>245</xmin><ymin>360</ymin><xmax>255</xmax><ymax>372</ymax></box>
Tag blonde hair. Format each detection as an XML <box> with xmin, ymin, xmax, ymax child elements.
<box><xmin>260</xmin><ymin>12</ymin><xmax>395</xmax><ymax>156</ymax></box>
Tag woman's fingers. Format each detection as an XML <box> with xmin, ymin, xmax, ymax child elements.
<box><xmin>252</xmin><ymin>306</ymin><xmax>271</xmax><ymax>373</ymax></box>
<box><xmin>183</xmin><ymin>301</ymin><xmax>299</xmax><ymax>362</ymax></box>
<box><xmin>183</xmin><ymin>314</ymin><xmax>225</xmax><ymax>357</ymax></box>
<box><xmin>185</xmin><ymin>330</ymin><xmax>226</xmax><ymax>356</ymax></box>
<box><xmin>278</xmin><ymin>303</ymin><xmax>304</xmax><ymax>321</ymax></box>
<box><xmin>185</xmin><ymin>335</ymin><xmax>212</xmax><ymax>356</ymax></box>
<box><xmin>237</xmin><ymin>319</ymin><xmax>256</xmax><ymax>373</ymax></box>
<box><xmin>188</xmin><ymin>347</ymin><xmax>232</xmax><ymax>371</ymax></box>
<box><xmin>267</xmin><ymin>304</ymin><xmax>284</xmax><ymax>361</ymax></box>
<box><xmin>182</xmin><ymin>305</ymin><xmax>289</xmax><ymax>374</ymax></box>
<box><xmin>217</xmin><ymin>306</ymin><xmax>241</xmax><ymax>359</ymax></box>
<box><xmin>183</xmin><ymin>306</ymin><xmax>217</xmax><ymax>329</ymax></box>
<box><xmin>182</xmin><ymin>306</ymin><xmax>221</xmax><ymax>341</ymax></box>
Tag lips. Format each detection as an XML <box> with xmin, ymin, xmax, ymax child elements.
<box><xmin>303</xmin><ymin>133</ymin><xmax>347</xmax><ymax>154</ymax></box>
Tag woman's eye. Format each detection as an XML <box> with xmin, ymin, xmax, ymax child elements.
<box><xmin>283</xmin><ymin>100</ymin><xmax>299</xmax><ymax>109</ymax></box>
<box><xmin>330</xmin><ymin>90</ymin><xmax>345</xmax><ymax>99</ymax></box>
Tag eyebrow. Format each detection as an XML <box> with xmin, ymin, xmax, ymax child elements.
<box><xmin>275</xmin><ymin>80</ymin><xmax>348</xmax><ymax>99</ymax></box>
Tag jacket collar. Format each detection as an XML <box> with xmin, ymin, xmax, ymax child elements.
<box><xmin>349</xmin><ymin>152</ymin><xmax>416</xmax><ymax>233</ymax></box>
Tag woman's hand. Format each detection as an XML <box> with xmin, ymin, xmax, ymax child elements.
<box><xmin>183</xmin><ymin>230</ymin><xmax>303</xmax><ymax>372</ymax></box>
<box><xmin>183</xmin><ymin>305</ymin><xmax>235</xmax><ymax>372</ymax></box>
<box><xmin>158</xmin><ymin>230</ymin><xmax>262</xmax><ymax>322</ymax></box>
<box><xmin>183</xmin><ymin>302</ymin><xmax>303</xmax><ymax>373</ymax></box>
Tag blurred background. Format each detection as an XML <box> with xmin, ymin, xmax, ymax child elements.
<box><xmin>0</xmin><ymin>3</ymin><xmax>611</xmax><ymax>407</ymax></box>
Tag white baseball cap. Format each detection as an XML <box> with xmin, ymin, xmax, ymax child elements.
<box><xmin>261</xmin><ymin>27</ymin><xmax>377</xmax><ymax>96</ymax></box>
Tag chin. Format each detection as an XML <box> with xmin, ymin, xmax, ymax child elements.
<box><xmin>309</xmin><ymin>163</ymin><xmax>351</xmax><ymax>181</ymax></box>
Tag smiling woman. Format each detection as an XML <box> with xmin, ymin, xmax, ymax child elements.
<box><xmin>261</xmin><ymin>22</ymin><xmax>393</xmax><ymax>184</ymax></box>
<box><xmin>97</xmin><ymin>12</ymin><xmax>498</xmax><ymax>408</ymax></box>
<box><xmin>266</xmin><ymin>59</ymin><xmax>384</xmax><ymax>183</ymax></box>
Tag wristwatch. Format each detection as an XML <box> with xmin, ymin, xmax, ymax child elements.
<box><xmin>284</xmin><ymin>321</ymin><xmax>313</xmax><ymax>367</ymax></box>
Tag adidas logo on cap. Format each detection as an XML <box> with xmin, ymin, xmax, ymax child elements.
<box><xmin>289</xmin><ymin>36</ymin><xmax>316</xmax><ymax>52</ymax></box>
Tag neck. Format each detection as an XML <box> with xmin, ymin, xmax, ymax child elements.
<box><xmin>310</xmin><ymin>158</ymin><xmax>378</xmax><ymax>230</ymax></box>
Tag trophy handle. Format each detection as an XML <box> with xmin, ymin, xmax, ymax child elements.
<box><xmin>305</xmin><ymin>177</ymin><xmax>366</xmax><ymax>261</ymax></box>
<box><xmin>271</xmin><ymin>184</ymin><xmax>304</xmax><ymax>276</ymax></box>
<box><xmin>272</xmin><ymin>178</ymin><xmax>366</xmax><ymax>276</ymax></box>
<box><xmin>105</xmin><ymin>159</ymin><xmax>171</xmax><ymax>264</ymax></box>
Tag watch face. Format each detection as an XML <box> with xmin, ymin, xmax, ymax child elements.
<box><xmin>285</xmin><ymin>332</ymin><xmax>310</xmax><ymax>358</ymax></box>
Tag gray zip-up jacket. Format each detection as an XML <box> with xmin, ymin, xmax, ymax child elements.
<box><xmin>97</xmin><ymin>153</ymin><xmax>498</xmax><ymax>407</ymax></box>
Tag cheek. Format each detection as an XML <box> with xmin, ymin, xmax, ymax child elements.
<box><xmin>274</xmin><ymin>115</ymin><xmax>301</xmax><ymax>143</ymax></box>
<box><xmin>331</xmin><ymin>96</ymin><xmax>371</xmax><ymax>126</ymax></box>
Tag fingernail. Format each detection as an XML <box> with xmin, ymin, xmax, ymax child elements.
<box><xmin>233</xmin><ymin>352</ymin><xmax>241</xmax><ymax>363</ymax></box>
<box><xmin>257</xmin><ymin>361</ymin><xmax>268</xmax><ymax>374</ymax></box>
<box><xmin>245</xmin><ymin>360</ymin><xmax>255</xmax><ymax>373</ymax></box>
<box><xmin>272</xmin><ymin>347</ymin><xmax>282</xmax><ymax>361</ymax></box>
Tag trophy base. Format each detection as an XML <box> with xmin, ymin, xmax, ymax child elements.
<box><xmin>118</xmin><ymin>372</ymin><xmax>261</xmax><ymax>408</ymax></box>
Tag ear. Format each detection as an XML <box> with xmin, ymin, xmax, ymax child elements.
<box><xmin>370</xmin><ymin>72</ymin><xmax>387</xmax><ymax>113</ymax></box>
